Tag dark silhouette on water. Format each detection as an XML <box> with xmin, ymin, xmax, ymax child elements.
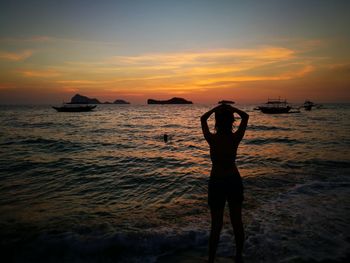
<box><xmin>52</xmin><ymin>104</ymin><xmax>97</xmax><ymax>112</ymax></box>
<box><xmin>68</xmin><ymin>93</ymin><xmax>130</xmax><ymax>104</ymax></box>
<box><xmin>147</xmin><ymin>97</ymin><xmax>193</xmax><ymax>104</ymax></box>
<box><xmin>163</xmin><ymin>133</ymin><xmax>168</xmax><ymax>143</ymax></box>
<box><xmin>218</xmin><ymin>100</ymin><xmax>235</xmax><ymax>105</ymax></box>
<box><xmin>113</xmin><ymin>99</ymin><xmax>130</xmax><ymax>104</ymax></box>
<box><xmin>70</xmin><ymin>94</ymin><xmax>101</xmax><ymax>104</ymax></box>
<box><xmin>201</xmin><ymin>104</ymin><xmax>249</xmax><ymax>263</ymax></box>
<box><xmin>303</xmin><ymin>100</ymin><xmax>315</xmax><ymax>111</ymax></box>
<box><xmin>256</xmin><ymin>98</ymin><xmax>291</xmax><ymax>114</ymax></box>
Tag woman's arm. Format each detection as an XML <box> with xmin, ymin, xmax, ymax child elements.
<box><xmin>200</xmin><ymin>105</ymin><xmax>222</xmax><ymax>143</ymax></box>
<box><xmin>228</xmin><ymin>105</ymin><xmax>249</xmax><ymax>141</ymax></box>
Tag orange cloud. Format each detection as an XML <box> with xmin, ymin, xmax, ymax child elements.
<box><xmin>196</xmin><ymin>65</ymin><xmax>314</xmax><ymax>86</ymax></box>
<box><xmin>0</xmin><ymin>36</ymin><xmax>52</xmax><ymax>43</ymax></box>
<box><xmin>1</xmin><ymin>44</ymin><xmax>321</xmax><ymax>102</ymax></box>
<box><xmin>38</xmin><ymin>45</ymin><xmax>317</xmax><ymax>99</ymax></box>
<box><xmin>19</xmin><ymin>69</ymin><xmax>61</xmax><ymax>78</ymax></box>
<box><xmin>0</xmin><ymin>50</ymin><xmax>33</xmax><ymax>61</ymax></box>
<box><xmin>111</xmin><ymin>47</ymin><xmax>294</xmax><ymax>66</ymax></box>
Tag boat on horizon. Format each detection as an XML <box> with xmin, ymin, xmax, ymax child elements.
<box><xmin>52</xmin><ymin>104</ymin><xmax>97</xmax><ymax>112</ymax></box>
<box><xmin>303</xmin><ymin>100</ymin><xmax>315</xmax><ymax>111</ymax></box>
<box><xmin>256</xmin><ymin>98</ymin><xmax>292</xmax><ymax>114</ymax></box>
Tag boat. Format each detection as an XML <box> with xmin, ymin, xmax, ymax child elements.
<box><xmin>303</xmin><ymin>100</ymin><xmax>315</xmax><ymax>111</ymax></box>
<box><xmin>256</xmin><ymin>98</ymin><xmax>291</xmax><ymax>114</ymax></box>
<box><xmin>52</xmin><ymin>104</ymin><xmax>97</xmax><ymax>112</ymax></box>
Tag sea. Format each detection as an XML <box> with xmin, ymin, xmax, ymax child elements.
<box><xmin>0</xmin><ymin>103</ymin><xmax>349</xmax><ymax>263</ymax></box>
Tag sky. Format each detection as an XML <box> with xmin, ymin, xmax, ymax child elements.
<box><xmin>0</xmin><ymin>0</ymin><xmax>349</xmax><ymax>104</ymax></box>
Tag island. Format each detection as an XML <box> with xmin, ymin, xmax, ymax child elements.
<box><xmin>68</xmin><ymin>94</ymin><xmax>130</xmax><ymax>104</ymax></box>
<box><xmin>147</xmin><ymin>97</ymin><xmax>193</xmax><ymax>104</ymax></box>
<box><xmin>113</xmin><ymin>99</ymin><xmax>130</xmax><ymax>104</ymax></box>
<box><xmin>218</xmin><ymin>100</ymin><xmax>235</xmax><ymax>104</ymax></box>
<box><xmin>69</xmin><ymin>94</ymin><xmax>101</xmax><ymax>104</ymax></box>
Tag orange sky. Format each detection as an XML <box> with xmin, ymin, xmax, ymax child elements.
<box><xmin>0</xmin><ymin>1</ymin><xmax>349</xmax><ymax>104</ymax></box>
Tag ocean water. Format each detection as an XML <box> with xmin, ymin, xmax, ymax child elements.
<box><xmin>0</xmin><ymin>104</ymin><xmax>349</xmax><ymax>263</ymax></box>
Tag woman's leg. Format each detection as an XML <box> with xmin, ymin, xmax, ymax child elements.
<box><xmin>229</xmin><ymin>203</ymin><xmax>244</xmax><ymax>262</ymax></box>
<box><xmin>208</xmin><ymin>206</ymin><xmax>225</xmax><ymax>263</ymax></box>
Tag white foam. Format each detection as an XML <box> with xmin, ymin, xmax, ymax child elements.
<box><xmin>244</xmin><ymin>181</ymin><xmax>350</xmax><ymax>262</ymax></box>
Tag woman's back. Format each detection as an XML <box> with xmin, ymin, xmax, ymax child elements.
<box><xmin>209</xmin><ymin>132</ymin><xmax>240</xmax><ymax>178</ymax></box>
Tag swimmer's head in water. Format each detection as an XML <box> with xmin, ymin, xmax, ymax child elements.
<box><xmin>215</xmin><ymin>107</ymin><xmax>235</xmax><ymax>134</ymax></box>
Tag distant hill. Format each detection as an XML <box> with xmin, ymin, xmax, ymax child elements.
<box><xmin>69</xmin><ymin>94</ymin><xmax>130</xmax><ymax>104</ymax></box>
<box><xmin>147</xmin><ymin>97</ymin><xmax>193</xmax><ymax>104</ymax></box>
<box><xmin>70</xmin><ymin>94</ymin><xmax>100</xmax><ymax>104</ymax></box>
<box><xmin>218</xmin><ymin>100</ymin><xmax>235</xmax><ymax>104</ymax></box>
<box><xmin>113</xmin><ymin>99</ymin><xmax>130</xmax><ymax>104</ymax></box>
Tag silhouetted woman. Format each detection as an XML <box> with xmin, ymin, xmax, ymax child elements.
<box><xmin>201</xmin><ymin>104</ymin><xmax>249</xmax><ymax>263</ymax></box>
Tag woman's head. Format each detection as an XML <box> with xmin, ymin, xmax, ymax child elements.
<box><xmin>215</xmin><ymin>106</ymin><xmax>235</xmax><ymax>134</ymax></box>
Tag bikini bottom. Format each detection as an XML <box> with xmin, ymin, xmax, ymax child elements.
<box><xmin>208</xmin><ymin>176</ymin><xmax>243</xmax><ymax>210</ymax></box>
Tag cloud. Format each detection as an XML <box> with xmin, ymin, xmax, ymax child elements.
<box><xmin>111</xmin><ymin>47</ymin><xmax>294</xmax><ymax>67</ymax></box>
<box><xmin>0</xmin><ymin>36</ymin><xmax>52</xmax><ymax>43</ymax></box>
<box><xmin>0</xmin><ymin>50</ymin><xmax>33</xmax><ymax>61</ymax></box>
<box><xmin>327</xmin><ymin>63</ymin><xmax>350</xmax><ymax>73</ymax></box>
<box><xmin>42</xmin><ymin>45</ymin><xmax>318</xmax><ymax>97</ymax></box>
<box><xmin>19</xmin><ymin>69</ymin><xmax>61</xmax><ymax>78</ymax></box>
<box><xmin>195</xmin><ymin>65</ymin><xmax>314</xmax><ymax>86</ymax></box>
<box><xmin>56</xmin><ymin>80</ymin><xmax>106</xmax><ymax>85</ymax></box>
<box><xmin>3</xmin><ymin>45</ymin><xmax>318</xmax><ymax>97</ymax></box>
<box><xmin>59</xmin><ymin>46</ymin><xmax>297</xmax><ymax>80</ymax></box>
<box><xmin>29</xmin><ymin>36</ymin><xmax>52</xmax><ymax>42</ymax></box>
<box><xmin>97</xmin><ymin>46</ymin><xmax>309</xmax><ymax>87</ymax></box>
<box><xmin>0</xmin><ymin>35</ymin><xmax>117</xmax><ymax>45</ymax></box>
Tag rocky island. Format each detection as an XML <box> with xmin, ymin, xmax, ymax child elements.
<box><xmin>147</xmin><ymin>97</ymin><xmax>193</xmax><ymax>104</ymax></box>
<box><xmin>218</xmin><ymin>100</ymin><xmax>235</xmax><ymax>104</ymax></box>
<box><xmin>70</xmin><ymin>94</ymin><xmax>100</xmax><ymax>104</ymax></box>
<box><xmin>113</xmin><ymin>99</ymin><xmax>130</xmax><ymax>104</ymax></box>
<box><xmin>68</xmin><ymin>94</ymin><xmax>130</xmax><ymax>104</ymax></box>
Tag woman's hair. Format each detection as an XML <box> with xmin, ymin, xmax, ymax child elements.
<box><xmin>215</xmin><ymin>107</ymin><xmax>235</xmax><ymax>134</ymax></box>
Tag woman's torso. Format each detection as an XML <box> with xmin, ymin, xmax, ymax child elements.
<box><xmin>209</xmin><ymin>132</ymin><xmax>240</xmax><ymax>179</ymax></box>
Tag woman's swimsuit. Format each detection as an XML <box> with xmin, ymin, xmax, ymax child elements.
<box><xmin>208</xmin><ymin>175</ymin><xmax>243</xmax><ymax>210</ymax></box>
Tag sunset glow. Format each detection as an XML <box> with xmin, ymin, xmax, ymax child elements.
<box><xmin>0</xmin><ymin>0</ymin><xmax>349</xmax><ymax>104</ymax></box>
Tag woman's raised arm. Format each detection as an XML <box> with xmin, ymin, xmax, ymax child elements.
<box><xmin>231</xmin><ymin>106</ymin><xmax>249</xmax><ymax>141</ymax></box>
<box><xmin>201</xmin><ymin>105</ymin><xmax>222</xmax><ymax>143</ymax></box>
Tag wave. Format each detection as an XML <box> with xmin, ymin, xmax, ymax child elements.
<box><xmin>1</xmin><ymin>137</ymin><xmax>137</xmax><ymax>153</ymax></box>
<box><xmin>248</xmin><ymin>125</ymin><xmax>292</xmax><ymax>131</ymax></box>
<box><xmin>244</xmin><ymin>137</ymin><xmax>301</xmax><ymax>145</ymax></box>
<box><xmin>160</xmin><ymin>124</ymin><xmax>183</xmax><ymax>128</ymax></box>
<box><xmin>284</xmin><ymin>158</ymin><xmax>350</xmax><ymax>170</ymax></box>
<box><xmin>20</xmin><ymin>137</ymin><xmax>85</xmax><ymax>153</ymax></box>
<box><xmin>244</xmin><ymin>181</ymin><xmax>350</xmax><ymax>263</ymax></box>
<box><xmin>22</xmin><ymin>121</ymin><xmax>57</xmax><ymax>128</ymax></box>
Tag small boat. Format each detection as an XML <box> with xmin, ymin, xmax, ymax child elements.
<box><xmin>303</xmin><ymin>100</ymin><xmax>315</xmax><ymax>111</ymax></box>
<box><xmin>256</xmin><ymin>98</ymin><xmax>291</xmax><ymax>114</ymax></box>
<box><xmin>52</xmin><ymin>104</ymin><xmax>97</xmax><ymax>112</ymax></box>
